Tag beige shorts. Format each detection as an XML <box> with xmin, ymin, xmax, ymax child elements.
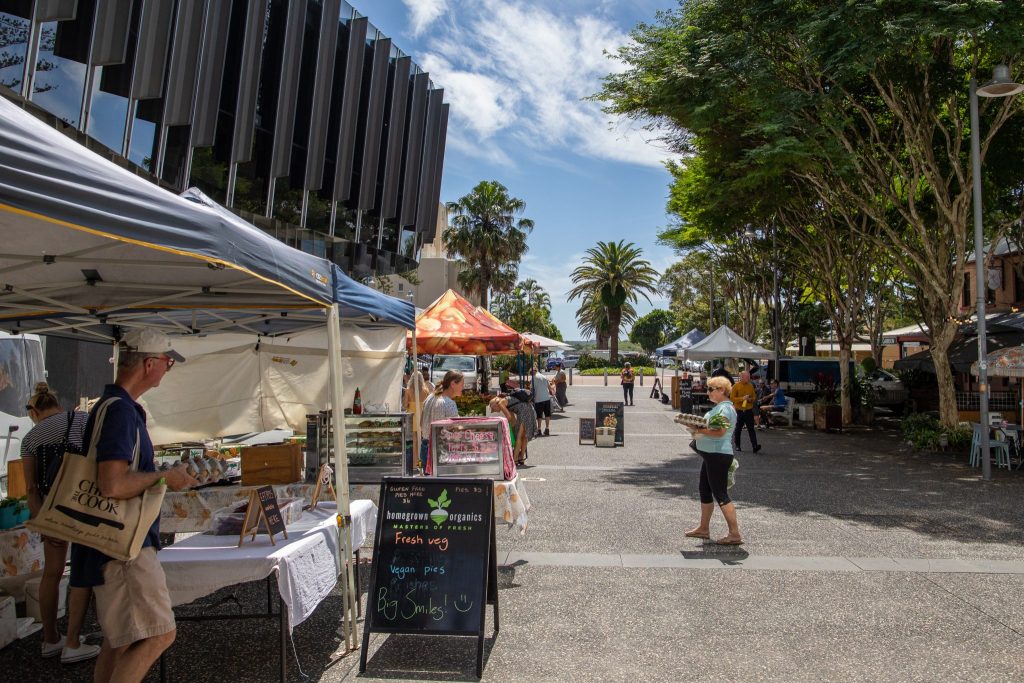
<box><xmin>94</xmin><ymin>548</ymin><xmax>176</xmax><ymax>649</ymax></box>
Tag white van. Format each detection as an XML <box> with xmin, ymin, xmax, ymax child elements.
<box><xmin>430</xmin><ymin>355</ymin><xmax>479</xmax><ymax>388</ymax></box>
<box><xmin>0</xmin><ymin>333</ymin><xmax>46</xmax><ymax>496</ymax></box>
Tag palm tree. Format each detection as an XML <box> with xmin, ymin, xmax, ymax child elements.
<box><xmin>446</xmin><ymin>181</ymin><xmax>533</xmax><ymax>390</ymax></box>
<box><xmin>575</xmin><ymin>290</ymin><xmax>637</xmax><ymax>350</ymax></box>
<box><xmin>517</xmin><ymin>279</ymin><xmax>551</xmax><ymax>309</ymax></box>
<box><xmin>568</xmin><ymin>241</ymin><xmax>658</xmax><ymax>362</ymax></box>
<box><xmin>445</xmin><ymin>181</ymin><xmax>534</xmax><ymax>310</ymax></box>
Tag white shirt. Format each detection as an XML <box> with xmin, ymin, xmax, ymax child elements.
<box><xmin>532</xmin><ymin>373</ymin><xmax>550</xmax><ymax>403</ymax></box>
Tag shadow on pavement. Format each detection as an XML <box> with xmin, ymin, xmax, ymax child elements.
<box><xmin>607</xmin><ymin>425</ymin><xmax>1024</xmax><ymax>546</ymax></box>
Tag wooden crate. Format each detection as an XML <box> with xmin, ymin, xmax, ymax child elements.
<box><xmin>240</xmin><ymin>443</ymin><xmax>303</xmax><ymax>486</ymax></box>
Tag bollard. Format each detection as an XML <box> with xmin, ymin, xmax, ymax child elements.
<box><xmin>569</xmin><ymin>367</ymin><xmax>573</xmax><ymax>386</ymax></box>
<box><xmin>639</xmin><ymin>369</ymin><xmax>644</xmax><ymax>386</ymax></box>
<box><xmin>603</xmin><ymin>367</ymin><xmax>608</xmax><ymax>386</ymax></box>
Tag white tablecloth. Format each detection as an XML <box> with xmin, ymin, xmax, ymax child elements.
<box><xmin>160</xmin><ymin>500</ymin><xmax>376</xmax><ymax>632</ymax></box>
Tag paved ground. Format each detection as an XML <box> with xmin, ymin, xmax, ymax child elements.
<box><xmin>5</xmin><ymin>379</ymin><xmax>1024</xmax><ymax>681</ymax></box>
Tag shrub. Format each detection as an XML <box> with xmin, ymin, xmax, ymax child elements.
<box><xmin>579</xmin><ymin>367</ymin><xmax>656</xmax><ymax>376</ymax></box>
<box><xmin>576</xmin><ymin>353</ymin><xmax>606</xmax><ymax>371</ymax></box>
<box><xmin>860</xmin><ymin>356</ymin><xmax>878</xmax><ymax>374</ymax></box>
<box><xmin>901</xmin><ymin>413</ymin><xmax>943</xmax><ymax>451</ymax></box>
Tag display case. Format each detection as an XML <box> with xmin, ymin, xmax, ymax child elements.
<box><xmin>343</xmin><ymin>413</ymin><xmax>411</xmax><ymax>471</ymax></box>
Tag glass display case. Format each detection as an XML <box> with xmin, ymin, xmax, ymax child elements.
<box><xmin>343</xmin><ymin>413</ymin><xmax>411</xmax><ymax>471</ymax></box>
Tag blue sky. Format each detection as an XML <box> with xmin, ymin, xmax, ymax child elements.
<box><xmin>363</xmin><ymin>0</ymin><xmax>679</xmax><ymax>340</ymax></box>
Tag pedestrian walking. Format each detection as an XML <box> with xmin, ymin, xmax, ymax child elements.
<box><xmin>70</xmin><ymin>329</ymin><xmax>198</xmax><ymax>682</ymax></box>
<box><xmin>620</xmin><ymin>362</ymin><xmax>635</xmax><ymax>406</ymax></box>
<box><xmin>553</xmin><ymin>362</ymin><xmax>568</xmax><ymax>408</ymax></box>
<box><xmin>730</xmin><ymin>370</ymin><xmax>761</xmax><ymax>453</ymax></box>
<box><xmin>684</xmin><ymin>375</ymin><xmax>743</xmax><ymax>545</ymax></box>
<box><xmin>530</xmin><ymin>366</ymin><xmax>552</xmax><ymax>436</ymax></box>
<box><xmin>21</xmin><ymin>382</ymin><xmax>101</xmax><ymax>664</ymax></box>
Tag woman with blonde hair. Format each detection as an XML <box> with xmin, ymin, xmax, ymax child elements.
<box><xmin>420</xmin><ymin>370</ymin><xmax>464</xmax><ymax>472</ymax></box>
<box><xmin>21</xmin><ymin>382</ymin><xmax>101</xmax><ymax>663</ymax></box>
<box><xmin>683</xmin><ymin>375</ymin><xmax>743</xmax><ymax>545</ymax></box>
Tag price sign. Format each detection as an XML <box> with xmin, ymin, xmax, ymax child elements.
<box><xmin>360</xmin><ymin>477</ymin><xmax>498</xmax><ymax>678</ymax></box>
<box><xmin>237</xmin><ymin>486</ymin><xmax>288</xmax><ymax>547</ymax></box>
<box><xmin>679</xmin><ymin>378</ymin><xmax>694</xmax><ymax>414</ymax></box>
<box><xmin>596</xmin><ymin>401</ymin><xmax>624</xmax><ymax>445</ymax></box>
<box><xmin>578</xmin><ymin>417</ymin><xmax>596</xmax><ymax>445</ymax></box>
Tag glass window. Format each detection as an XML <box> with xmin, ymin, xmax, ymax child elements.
<box><xmin>0</xmin><ymin>9</ymin><xmax>31</xmax><ymax>92</ymax></box>
<box><xmin>31</xmin><ymin>11</ymin><xmax>95</xmax><ymax>127</ymax></box>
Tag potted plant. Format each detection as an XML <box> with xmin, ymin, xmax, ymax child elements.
<box><xmin>847</xmin><ymin>367</ymin><xmax>877</xmax><ymax>426</ymax></box>
<box><xmin>14</xmin><ymin>496</ymin><xmax>29</xmax><ymax>525</ymax></box>
<box><xmin>812</xmin><ymin>373</ymin><xmax>841</xmax><ymax>431</ymax></box>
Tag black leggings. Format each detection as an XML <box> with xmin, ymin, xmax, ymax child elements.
<box><xmin>622</xmin><ymin>383</ymin><xmax>634</xmax><ymax>404</ymax></box>
<box><xmin>697</xmin><ymin>450</ymin><xmax>734</xmax><ymax>505</ymax></box>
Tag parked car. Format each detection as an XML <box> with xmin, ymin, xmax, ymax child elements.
<box><xmin>545</xmin><ymin>354</ymin><xmax>580</xmax><ymax>371</ymax></box>
<box><xmin>868</xmin><ymin>369</ymin><xmax>907</xmax><ymax>407</ymax></box>
<box><xmin>430</xmin><ymin>355</ymin><xmax>479</xmax><ymax>387</ymax></box>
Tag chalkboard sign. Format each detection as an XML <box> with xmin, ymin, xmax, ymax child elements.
<box><xmin>360</xmin><ymin>477</ymin><xmax>499</xmax><ymax>678</ymax></box>
<box><xmin>679</xmin><ymin>378</ymin><xmax>694</xmax><ymax>415</ymax></box>
<box><xmin>578</xmin><ymin>417</ymin><xmax>596</xmax><ymax>445</ymax></box>
<box><xmin>237</xmin><ymin>486</ymin><xmax>288</xmax><ymax>547</ymax></box>
<box><xmin>596</xmin><ymin>401</ymin><xmax>624</xmax><ymax>445</ymax></box>
<box><xmin>431</xmin><ymin>420</ymin><xmax>504</xmax><ymax>477</ymax></box>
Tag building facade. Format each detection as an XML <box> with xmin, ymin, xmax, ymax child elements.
<box><xmin>0</xmin><ymin>0</ymin><xmax>448</xmax><ymax>277</ymax></box>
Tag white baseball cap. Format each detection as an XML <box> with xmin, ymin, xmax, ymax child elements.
<box><xmin>122</xmin><ymin>329</ymin><xmax>186</xmax><ymax>363</ymax></box>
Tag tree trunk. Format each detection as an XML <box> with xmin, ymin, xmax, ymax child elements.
<box><xmin>929</xmin><ymin>321</ymin><xmax>959</xmax><ymax>428</ymax></box>
<box><xmin>838</xmin><ymin>344</ymin><xmax>852</xmax><ymax>425</ymax></box>
<box><xmin>609</xmin><ymin>307</ymin><xmax>622</xmax><ymax>365</ymax></box>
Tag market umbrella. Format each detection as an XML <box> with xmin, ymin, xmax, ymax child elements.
<box><xmin>521</xmin><ymin>332</ymin><xmax>572</xmax><ymax>351</ymax></box>
<box><xmin>971</xmin><ymin>345</ymin><xmax>1024</xmax><ymax>425</ymax></box>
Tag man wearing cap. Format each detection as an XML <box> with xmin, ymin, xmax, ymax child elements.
<box><xmin>71</xmin><ymin>329</ymin><xmax>197</xmax><ymax>683</ymax></box>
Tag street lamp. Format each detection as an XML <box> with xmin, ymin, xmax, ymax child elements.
<box><xmin>971</xmin><ymin>63</ymin><xmax>1023</xmax><ymax>481</ymax></box>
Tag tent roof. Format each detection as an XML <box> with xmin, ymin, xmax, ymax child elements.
<box><xmin>0</xmin><ymin>97</ymin><xmax>337</xmax><ymax>340</ymax></box>
<box><xmin>179</xmin><ymin>189</ymin><xmax>413</xmax><ymax>330</ymax></box>
<box><xmin>682</xmin><ymin>325</ymin><xmax>775</xmax><ymax>360</ymax></box>
<box><xmin>521</xmin><ymin>332</ymin><xmax>570</xmax><ymax>351</ymax></box>
<box><xmin>411</xmin><ymin>290</ymin><xmax>527</xmax><ymax>355</ymax></box>
<box><xmin>895</xmin><ymin>331</ymin><xmax>1024</xmax><ymax>374</ymax></box>
<box><xmin>656</xmin><ymin>328</ymin><xmax>706</xmax><ymax>357</ymax></box>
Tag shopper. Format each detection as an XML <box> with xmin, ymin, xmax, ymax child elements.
<box><xmin>21</xmin><ymin>383</ymin><xmax>100</xmax><ymax>664</ymax></box>
<box><xmin>70</xmin><ymin>329</ymin><xmax>198</xmax><ymax>683</ymax></box>
<box><xmin>420</xmin><ymin>370</ymin><xmax>464</xmax><ymax>469</ymax></box>
<box><xmin>504</xmin><ymin>377</ymin><xmax>537</xmax><ymax>464</ymax></box>
<box><xmin>530</xmin><ymin>366</ymin><xmax>552</xmax><ymax>436</ymax></box>
<box><xmin>730</xmin><ymin>370</ymin><xmax>761</xmax><ymax>453</ymax></box>
<box><xmin>553</xmin><ymin>362</ymin><xmax>568</xmax><ymax>409</ymax></box>
<box><xmin>684</xmin><ymin>375</ymin><xmax>743</xmax><ymax>545</ymax></box>
<box><xmin>620</xmin><ymin>362</ymin><xmax>635</xmax><ymax>406</ymax></box>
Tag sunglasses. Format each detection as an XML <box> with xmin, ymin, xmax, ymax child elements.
<box><xmin>24</xmin><ymin>404</ymin><xmax>34</xmax><ymax>412</ymax></box>
<box><xmin>149</xmin><ymin>355</ymin><xmax>175</xmax><ymax>370</ymax></box>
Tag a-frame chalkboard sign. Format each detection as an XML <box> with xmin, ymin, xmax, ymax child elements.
<box><xmin>360</xmin><ymin>477</ymin><xmax>499</xmax><ymax>679</ymax></box>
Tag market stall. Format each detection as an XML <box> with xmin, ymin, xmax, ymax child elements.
<box><xmin>0</xmin><ymin>96</ymin><xmax>409</xmax><ymax>653</ymax></box>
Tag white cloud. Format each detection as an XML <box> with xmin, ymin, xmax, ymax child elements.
<box><xmin>401</xmin><ymin>0</ymin><xmax>448</xmax><ymax>37</ymax></box>
<box><xmin>420</xmin><ymin>0</ymin><xmax>672</xmax><ymax>170</ymax></box>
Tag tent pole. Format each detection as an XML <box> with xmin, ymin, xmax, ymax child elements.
<box><xmin>411</xmin><ymin>319</ymin><xmax>420</xmax><ymax>474</ymax></box>
<box><xmin>327</xmin><ymin>304</ymin><xmax>359</xmax><ymax>652</ymax></box>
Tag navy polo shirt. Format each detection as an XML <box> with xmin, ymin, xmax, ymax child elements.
<box><xmin>70</xmin><ymin>384</ymin><xmax>160</xmax><ymax>588</ymax></box>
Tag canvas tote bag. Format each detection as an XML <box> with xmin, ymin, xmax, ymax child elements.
<box><xmin>27</xmin><ymin>397</ymin><xmax>166</xmax><ymax>562</ymax></box>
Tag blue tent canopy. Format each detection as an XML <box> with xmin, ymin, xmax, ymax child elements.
<box><xmin>656</xmin><ymin>328</ymin><xmax>707</xmax><ymax>357</ymax></box>
<box><xmin>332</xmin><ymin>264</ymin><xmax>415</xmax><ymax>329</ymax></box>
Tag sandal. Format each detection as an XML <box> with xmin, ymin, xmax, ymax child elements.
<box><xmin>715</xmin><ymin>535</ymin><xmax>744</xmax><ymax>545</ymax></box>
<box><xmin>684</xmin><ymin>529</ymin><xmax>710</xmax><ymax>539</ymax></box>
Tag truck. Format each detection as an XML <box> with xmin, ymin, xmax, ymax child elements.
<box><xmin>0</xmin><ymin>332</ymin><xmax>47</xmax><ymax>496</ymax></box>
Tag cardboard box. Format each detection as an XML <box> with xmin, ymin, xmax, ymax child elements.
<box><xmin>240</xmin><ymin>443</ymin><xmax>303</xmax><ymax>486</ymax></box>
<box><xmin>25</xmin><ymin>576</ymin><xmax>67</xmax><ymax>622</ymax></box>
<box><xmin>0</xmin><ymin>595</ymin><xmax>16</xmax><ymax>651</ymax></box>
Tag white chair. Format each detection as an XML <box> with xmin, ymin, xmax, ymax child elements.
<box><xmin>765</xmin><ymin>396</ymin><xmax>797</xmax><ymax>427</ymax></box>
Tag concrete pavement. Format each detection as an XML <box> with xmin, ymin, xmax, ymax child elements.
<box><xmin>4</xmin><ymin>382</ymin><xmax>1023</xmax><ymax>681</ymax></box>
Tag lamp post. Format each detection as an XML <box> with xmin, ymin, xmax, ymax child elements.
<box><xmin>972</xmin><ymin>64</ymin><xmax>1023</xmax><ymax>481</ymax></box>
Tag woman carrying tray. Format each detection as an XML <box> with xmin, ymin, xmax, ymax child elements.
<box><xmin>682</xmin><ymin>375</ymin><xmax>743</xmax><ymax>545</ymax></box>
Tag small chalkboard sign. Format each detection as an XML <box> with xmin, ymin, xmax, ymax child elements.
<box><xmin>596</xmin><ymin>401</ymin><xmax>625</xmax><ymax>445</ymax></box>
<box><xmin>360</xmin><ymin>477</ymin><xmax>499</xmax><ymax>678</ymax></box>
<box><xmin>679</xmin><ymin>378</ymin><xmax>694</xmax><ymax>415</ymax></box>
<box><xmin>237</xmin><ymin>486</ymin><xmax>288</xmax><ymax>547</ymax></box>
<box><xmin>649</xmin><ymin>377</ymin><xmax>663</xmax><ymax>399</ymax></box>
<box><xmin>578</xmin><ymin>417</ymin><xmax>596</xmax><ymax>445</ymax></box>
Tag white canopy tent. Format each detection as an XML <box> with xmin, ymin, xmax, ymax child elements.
<box><xmin>143</xmin><ymin>323</ymin><xmax>406</xmax><ymax>445</ymax></box>
<box><xmin>522</xmin><ymin>332</ymin><xmax>572</xmax><ymax>351</ymax></box>
<box><xmin>682</xmin><ymin>325</ymin><xmax>775</xmax><ymax>361</ymax></box>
